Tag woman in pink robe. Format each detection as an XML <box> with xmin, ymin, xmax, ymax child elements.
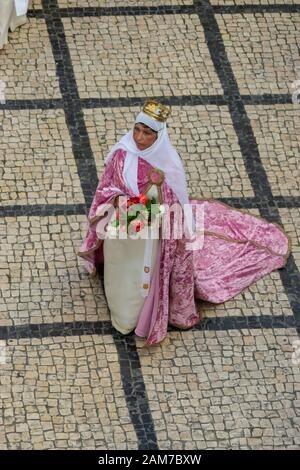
<box><xmin>78</xmin><ymin>101</ymin><xmax>291</xmax><ymax>346</ymax></box>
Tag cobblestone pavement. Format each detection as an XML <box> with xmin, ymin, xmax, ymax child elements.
<box><xmin>0</xmin><ymin>0</ymin><xmax>300</xmax><ymax>450</ymax></box>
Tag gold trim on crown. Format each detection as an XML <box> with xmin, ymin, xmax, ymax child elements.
<box><xmin>142</xmin><ymin>100</ymin><xmax>171</xmax><ymax>122</ymax></box>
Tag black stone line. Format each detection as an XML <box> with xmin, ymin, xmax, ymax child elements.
<box><xmin>194</xmin><ymin>0</ymin><xmax>300</xmax><ymax>335</ymax></box>
<box><xmin>0</xmin><ymin>99</ymin><xmax>63</xmax><ymax>110</ymax></box>
<box><xmin>113</xmin><ymin>334</ymin><xmax>159</xmax><ymax>450</ymax></box>
<box><xmin>41</xmin><ymin>0</ymin><xmax>99</xmax><ymax>210</ymax></box>
<box><xmin>28</xmin><ymin>3</ymin><xmax>300</xmax><ymax>18</ymax></box>
<box><xmin>0</xmin><ymin>94</ymin><xmax>294</xmax><ymax>112</ymax></box>
<box><xmin>40</xmin><ymin>0</ymin><xmax>160</xmax><ymax>449</ymax></box>
<box><xmin>98</xmin><ymin>269</ymin><xmax>159</xmax><ymax>450</ymax></box>
<box><xmin>1</xmin><ymin>321</ymin><xmax>112</xmax><ymax>341</ymax></box>
<box><xmin>2</xmin><ymin>196</ymin><xmax>300</xmax><ymax>219</ymax></box>
<box><xmin>195</xmin><ymin>0</ymin><xmax>271</xmax><ymax>201</ymax></box>
<box><xmin>213</xmin><ymin>4</ymin><xmax>300</xmax><ymax>15</ymax></box>
<box><xmin>193</xmin><ymin>314</ymin><xmax>298</xmax><ymax>332</ymax></box>
<box><xmin>1</xmin><ymin>315</ymin><xmax>297</xmax><ymax>341</ymax></box>
<box><xmin>28</xmin><ymin>5</ymin><xmax>196</xmax><ymax>18</ymax></box>
<box><xmin>273</xmin><ymin>196</ymin><xmax>300</xmax><ymax>209</ymax></box>
<box><xmin>80</xmin><ymin>94</ymin><xmax>295</xmax><ymax>109</ymax></box>
<box><xmin>279</xmin><ymin>259</ymin><xmax>300</xmax><ymax>337</ymax></box>
<box><xmin>0</xmin><ymin>203</ymin><xmax>87</xmax><ymax>218</ymax></box>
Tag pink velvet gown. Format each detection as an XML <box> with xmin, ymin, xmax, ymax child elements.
<box><xmin>78</xmin><ymin>149</ymin><xmax>291</xmax><ymax>346</ymax></box>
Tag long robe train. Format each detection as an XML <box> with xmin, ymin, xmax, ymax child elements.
<box><xmin>78</xmin><ymin>149</ymin><xmax>291</xmax><ymax>346</ymax></box>
<box><xmin>134</xmin><ymin>198</ymin><xmax>290</xmax><ymax>345</ymax></box>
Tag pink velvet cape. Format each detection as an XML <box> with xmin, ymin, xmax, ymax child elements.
<box><xmin>78</xmin><ymin>149</ymin><xmax>291</xmax><ymax>346</ymax></box>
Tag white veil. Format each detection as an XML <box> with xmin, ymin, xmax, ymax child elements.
<box><xmin>105</xmin><ymin>112</ymin><xmax>193</xmax><ymax>236</ymax></box>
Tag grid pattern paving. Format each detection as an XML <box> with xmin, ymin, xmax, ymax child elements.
<box><xmin>0</xmin><ymin>0</ymin><xmax>300</xmax><ymax>450</ymax></box>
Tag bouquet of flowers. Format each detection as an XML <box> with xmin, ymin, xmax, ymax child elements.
<box><xmin>107</xmin><ymin>193</ymin><xmax>162</xmax><ymax>237</ymax></box>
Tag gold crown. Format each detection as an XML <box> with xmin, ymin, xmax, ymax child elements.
<box><xmin>142</xmin><ymin>100</ymin><xmax>171</xmax><ymax>122</ymax></box>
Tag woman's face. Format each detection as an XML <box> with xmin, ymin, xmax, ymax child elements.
<box><xmin>133</xmin><ymin>122</ymin><xmax>157</xmax><ymax>151</ymax></box>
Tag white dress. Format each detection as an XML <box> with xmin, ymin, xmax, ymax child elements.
<box><xmin>0</xmin><ymin>1</ymin><xmax>30</xmax><ymax>50</ymax></box>
<box><xmin>104</xmin><ymin>185</ymin><xmax>160</xmax><ymax>334</ymax></box>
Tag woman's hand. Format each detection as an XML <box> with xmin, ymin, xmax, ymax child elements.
<box><xmin>113</xmin><ymin>195</ymin><xmax>120</xmax><ymax>208</ymax></box>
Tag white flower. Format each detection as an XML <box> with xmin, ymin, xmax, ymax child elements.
<box><xmin>159</xmin><ymin>204</ymin><xmax>166</xmax><ymax>214</ymax></box>
<box><xmin>106</xmin><ymin>224</ymin><xmax>118</xmax><ymax>239</ymax></box>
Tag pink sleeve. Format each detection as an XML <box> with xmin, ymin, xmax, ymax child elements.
<box><xmin>88</xmin><ymin>151</ymin><xmax>123</xmax><ymax>219</ymax></box>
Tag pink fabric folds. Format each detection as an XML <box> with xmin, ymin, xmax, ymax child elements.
<box><xmin>191</xmin><ymin>199</ymin><xmax>290</xmax><ymax>304</ymax></box>
<box><xmin>135</xmin><ymin>244</ymin><xmax>162</xmax><ymax>338</ymax></box>
<box><xmin>78</xmin><ymin>150</ymin><xmax>291</xmax><ymax>346</ymax></box>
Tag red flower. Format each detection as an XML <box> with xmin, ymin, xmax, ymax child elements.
<box><xmin>139</xmin><ymin>193</ymin><xmax>148</xmax><ymax>205</ymax></box>
<box><xmin>136</xmin><ymin>221</ymin><xmax>145</xmax><ymax>232</ymax></box>
<box><xmin>127</xmin><ymin>196</ymin><xmax>140</xmax><ymax>208</ymax></box>
<box><xmin>130</xmin><ymin>219</ymin><xmax>145</xmax><ymax>233</ymax></box>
